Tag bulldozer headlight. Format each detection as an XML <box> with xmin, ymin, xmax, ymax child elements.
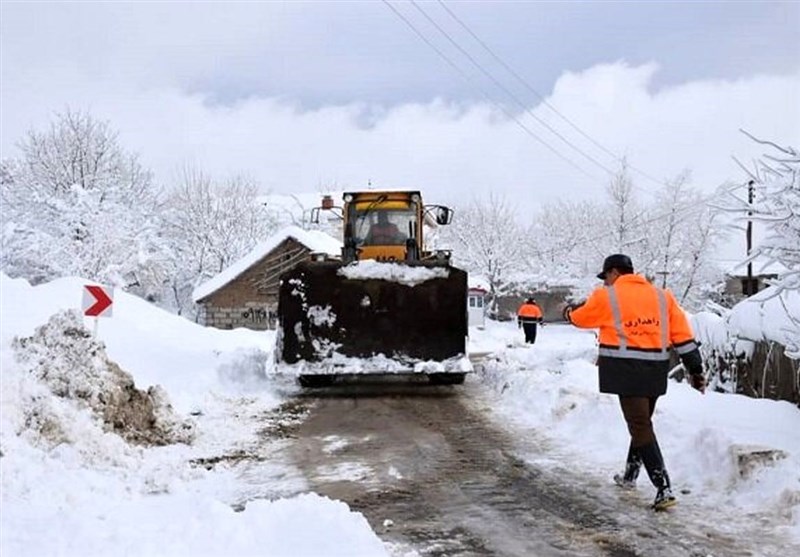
<box><xmin>411</xmin><ymin>193</ymin><xmax>421</xmax><ymax>203</ymax></box>
<box><xmin>343</xmin><ymin>193</ymin><xmax>354</xmax><ymax>203</ymax></box>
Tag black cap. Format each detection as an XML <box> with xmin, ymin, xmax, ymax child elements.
<box><xmin>597</xmin><ymin>254</ymin><xmax>634</xmax><ymax>280</ymax></box>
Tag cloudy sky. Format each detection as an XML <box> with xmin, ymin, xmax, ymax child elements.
<box><xmin>2</xmin><ymin>1</ymin><xmax>799</xmax><ymax>222</ymax></box>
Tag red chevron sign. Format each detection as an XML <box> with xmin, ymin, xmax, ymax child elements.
<box><xmin>83</xmin><ymin>285</ymin><xmax>113</xmax><ymax>317</ymax></box>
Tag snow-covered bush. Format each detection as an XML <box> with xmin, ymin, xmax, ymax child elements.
<box><xmin>717</xmin><ymin>135</ymin><xmax>799</xmax><ymax>357</ymax></box>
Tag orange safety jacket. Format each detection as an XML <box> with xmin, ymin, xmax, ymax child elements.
<box><xmin>517</xmin><ymin>302</ymin><xmax>543</xmax><ymax>324</ymax></box>
<box><xmin>567</xmin><ymin>274</ymin><xmax>701</xmax><ymax>396</ymax></box>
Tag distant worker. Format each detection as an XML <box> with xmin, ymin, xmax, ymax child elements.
<box><xmin>563</xmin><ymin>254</ymin><xmax>706</xmax><ymax>511</ymax></box>
<box><xmin>517</xmin><ymin>297</ymin><xmax>543</xmax><ymax>344</ymax></box>
<box><xmin>365</xmin><ymin>212</ymin><xmax>405</xmax><ymax>245</ymax></box>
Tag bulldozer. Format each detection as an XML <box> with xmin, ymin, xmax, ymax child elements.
<box><xmin>276</xmin><ymin>190</ymin><xmax>469</xmax><ymax>387</ymax></box>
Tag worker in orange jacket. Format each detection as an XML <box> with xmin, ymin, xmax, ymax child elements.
<box><xmin>517</xmin><ymin>297</ymin><xmax>543</xmax><ymax>344</ymax></box>
<box><xmin>563</xmin><ymin>254</ymin><xmax>706</xmax><ymax>511</ymax></box>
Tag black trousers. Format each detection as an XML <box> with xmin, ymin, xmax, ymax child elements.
<box><xmin>522</xmin><ymin>322</ymin><xmax>538</xmax><ymax>344</ymax></box>
<box><xmin>619</xmin><ymin>396</ymin><xmax>658</xmax><ymax>447</ymax></box>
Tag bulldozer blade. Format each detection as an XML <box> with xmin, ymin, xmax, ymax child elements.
<box><xmin>277</xmin><ymin>261</ymin><xmax>468</xmax><ymax>372</ymax></box>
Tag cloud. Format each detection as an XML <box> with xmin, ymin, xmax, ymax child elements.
<box><xmin>2</xmin><ymin>62</ymin><xmax>798</xmax><ymax>221</ymax></box>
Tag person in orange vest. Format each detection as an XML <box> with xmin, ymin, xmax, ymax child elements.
<box><xmin>563</xmin><ymin>254</ymin><xmax>706</xmax><ymax>511</ymax></box>
<box><xmin>517</xmin><ymin>297</ymin><xmax>543</xmax><ymax>344</ymax></box>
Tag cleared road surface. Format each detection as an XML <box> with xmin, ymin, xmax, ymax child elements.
<box><xmin>273</xmin><ymin>376</ymin><xmax>786</xmax><ymax>557</ymax></box>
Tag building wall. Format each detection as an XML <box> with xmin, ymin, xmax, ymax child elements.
<box><xmin>197</xmin><ymin>238</ymin><xmax>312</xmax><ymax>330</ymax></box>
<box><xmin>723</xmin><ymin>274</ymin><xmax>777</xmax><ymax>303</ymax></box>
<box><xmin>495</xmin><ymin>287</ymin><xmax>573</xmax><ymax>322</ymax></box>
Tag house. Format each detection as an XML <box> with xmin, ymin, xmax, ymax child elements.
<box><xmin>193</xmin><ymin>226</ymin><xmax>342</xmax><ymax>330</ymax></box>
<box><xmin>721</xmin><ymin>257</ymin><xmax>785</xmax><ymax>303</ymax></box>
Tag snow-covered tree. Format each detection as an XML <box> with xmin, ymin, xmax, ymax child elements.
<box><xmin>1</xmin><ymin>110</ymin><xmax>167</xmax><ymax>297</ymax></box>
<box><xmin>527</xmin><ymin>198</ymin><xmax>605</xmax><ymax>280</ymax></box>
<box><xmin>521</xmin><ymin>166</ymin><xmax>723</xmax><ymax>308</ymax></box>
<box><xmin>647</xmin><ymin>171</ymin><xmax>724</xmax><ymax>309</ymax></box>
<box><xmin>160</xmin><ymin>166</ymin><xmax>278</xmax><ymax>316</ymax></box>
<box><xmin>443</xmin><ymin>193</ymin><xmax>527</xmax><ymax>317</ymax></box>
<box><xmin>722</xmin><ymin>134</ymin><xmax>800</xmax><ymax>355</ymax></box>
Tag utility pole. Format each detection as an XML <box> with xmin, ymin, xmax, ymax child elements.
<box><xmin>746</xmin><ymin>179</ymin><xmax>755</xmax><ymax>295</ymax></box>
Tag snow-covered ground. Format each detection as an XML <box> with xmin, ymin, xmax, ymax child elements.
<box><xmin>470</xmin><ymin>321</ymin><xmax>800</xmax><ymax>542</ymax></box>
<box><xmin>2</xmin><ymin>274</ymin><xmax>799</xmax><ymax>555</ymax></box>
<box><xmin>0</xmin><ymin>274</ymin><xmax>388</xmax><ymax>557</ymax></box>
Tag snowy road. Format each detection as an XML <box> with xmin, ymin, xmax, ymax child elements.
<box><xmin>270</xmin><ymin>377</ymin><xmax>778</xmax><ymax>557</ymax></box>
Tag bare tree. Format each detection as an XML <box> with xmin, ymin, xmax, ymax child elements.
<box><xmin>606</xmin><ymin>160</ymin><xmax>639</xmax><ymax>251</ymax></box>
<box><xmin>161</xmin><ymin>165</ymin><xmax>278</xmax><ymax>316</ymax></box>
<box><xmin>527</xmin><ymin>198</ymin><xmax>606</xmax><ymax>278</ymax></box>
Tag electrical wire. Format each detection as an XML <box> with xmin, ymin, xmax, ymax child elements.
<box><xmin>381</xmin><ymin>0</ymin><xmax>598</xmax><ymax>180</ymax></box>
<box><xmin>435</xmin><ymin>0</ymin><xmax>678</xmax><ymax>192</ymax></box>
<box><xmin>384</xmin><ymin>0</ymin><xmax>744</xmax><ymax>252</ymax></box>
<box><xmin>410</xmin><ymin>0</ymin><xmax>619</xmax><ymax>179</ymax></box>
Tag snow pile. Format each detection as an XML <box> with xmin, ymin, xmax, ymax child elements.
<box><xmin>11</xmin><ymin>309</ymin><xmax>194</xmax><ymax>447</ymax></box>
<box><xmin>338</xmin><ymin>260</ymin><xmax>449</xmax><ymax>286</ymax></box>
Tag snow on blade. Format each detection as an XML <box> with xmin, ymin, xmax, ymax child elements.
<box><xmin>337</xmin><ymin>260</ymin><xmax>449</xmax><ymax>286</ymax></box>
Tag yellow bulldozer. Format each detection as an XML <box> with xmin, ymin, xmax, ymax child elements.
<box><xmin>276</xmin><ymin>190</ymin><xmax>469</xmax><ymax>387</ymax></box>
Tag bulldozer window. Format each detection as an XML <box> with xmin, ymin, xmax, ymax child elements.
<box><xmin>356</xmin><ymin>208</ymin><xmax>415</xmax><ymax>246</ymax></box>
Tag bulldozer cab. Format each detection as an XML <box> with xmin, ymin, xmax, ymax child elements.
<box><xmin>341</xmin><ymin>190</ymin><xmax>454</xmax><ymax>264</ymax></box>
<box><xmin>344</xmin><ymin>191</ymin><xmax>421</xmax><ymax>262</ymax></box>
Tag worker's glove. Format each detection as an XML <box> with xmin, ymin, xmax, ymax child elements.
<box><xmin>562</xmin><ymin>301</ymin><xmax>584</xmax><ymax>322</ymax></box>
<box><xmin>689</xmin><ymin>372</ymin><xmax>706</xmax><ymax>394</ymax></box>
<box><xmin>517</xmin><ymin>320</ymin><xmax>522</xmax><ymax>329</ymax></box>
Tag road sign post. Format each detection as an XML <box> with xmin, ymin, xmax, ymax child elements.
<box><xmin>83</xmin><ymin>285</ymin><xmax>114</xmax><ymax>336</ymax></box>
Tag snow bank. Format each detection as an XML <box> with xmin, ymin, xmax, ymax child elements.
<box><xmin>472</xmin><ymin>321</ymin><xmax>800</xmax><ymax>541</ymax></box>
<box><xmin>0</xmin><ymin>274</ymin><xmax>389</xmax><ymax>557</ymax></box>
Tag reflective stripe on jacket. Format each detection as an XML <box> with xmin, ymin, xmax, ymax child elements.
<box><xmin>517</xmin><ymin>303</ymin><xmax>543</xmax><ymax>324</ymax></box>
<box><xmin>567</xmin><ymin>274</ymin><xmax>701</xmax><ymax>396</ymax></box>
<box><xmin>568</xmin><ymin>274</ymin><xmax>698</xmax><ymax>359</ymax></box>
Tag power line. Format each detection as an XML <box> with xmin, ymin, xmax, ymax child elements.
<box><xmin>434</xmin><ymin>0</ymin><xmax>677</xmax><ymax>193</ymax></box>
<box><xmin>381</xmin><ymin>0</ymin><xmax>598</xmax><ymax>180</ymax></box>
<box><xmin>410</xmin><ymin>0</ymin><xmax>619</xmax><ymax>179</ymax></box>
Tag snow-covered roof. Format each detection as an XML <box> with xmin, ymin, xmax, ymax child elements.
<box><xmin>468</xmin><ymin>274</ymin><xmax>490</xmax><ymax>291</ymax></box>
<box><xmin>727</xmin><ymin>285</ymin><xmax>800</xmax><ymax>352</ymax></box>
<box><xmin>192</xmin><ymin>226</ymin><xmax>342</xmax><ymax>303</ymax></box>
<box><xmin>720</xmin><ymin>256</ymin><xmax>788</xmax><ymax>277</ymax></box>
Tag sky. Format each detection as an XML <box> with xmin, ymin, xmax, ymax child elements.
<box><xmin>2</xmin><ymin>272</ymin><xmax>798</xmax><ymax>554</ymax></box>
<box><xmin>2</xmin><ymin>1</ymin><xmax>799</xmax><ymax>221</ymax></box>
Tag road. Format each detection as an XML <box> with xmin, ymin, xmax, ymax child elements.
<box><xmin>269</xmin><ymin>376</ymin><xmax>779</xmax><ymax>557</ymax></box>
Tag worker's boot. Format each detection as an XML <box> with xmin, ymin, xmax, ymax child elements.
<box><xmin>639</xmin><ymin>441</ymin><xmax>676</xmax><ymax>511</ymax></box>
<box><xmin>613</xmin><ymin>444</ymin><xmax>641</xmax><ymax>489</ymax></box>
